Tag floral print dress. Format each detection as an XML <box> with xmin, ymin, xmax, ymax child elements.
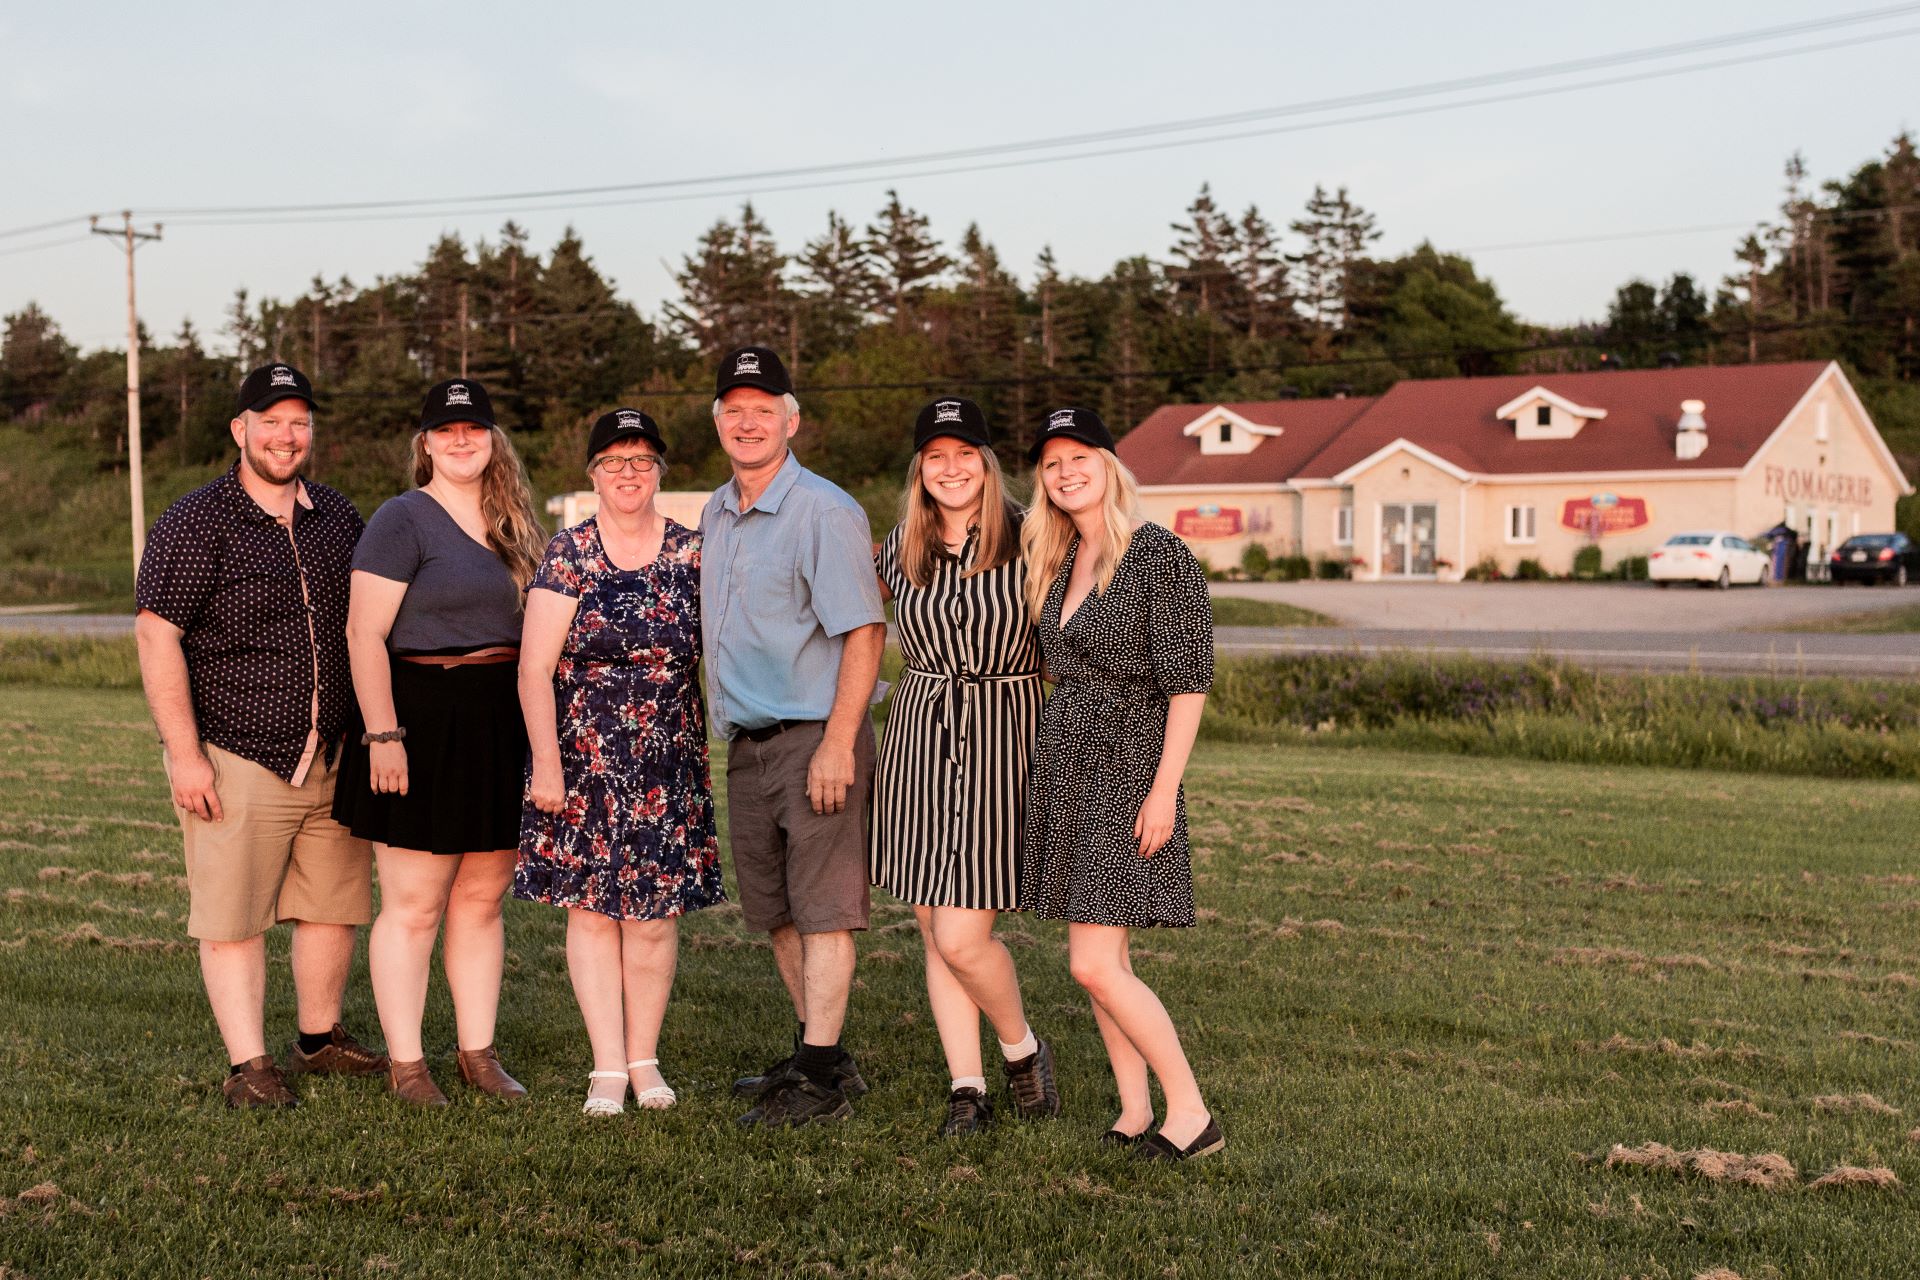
<box><xmin>514</xmin><ymin>517</ymin><xmax>725</xmax><ymax>921</ymax></box>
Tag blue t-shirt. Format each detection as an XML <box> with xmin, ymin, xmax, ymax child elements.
<box><xmin>698</xmin><ymin>453</ymin><xmax>885</xmax><ymax>738</ymax></box>
<box><xmin>353</xmin><ymin>489</ymin><xmax>523</xmax><ymax>655</ymax></box>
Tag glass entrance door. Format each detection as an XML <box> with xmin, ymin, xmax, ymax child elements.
<box><xmin>1380</xmin><ymin>503</ymin><xmax>1438</xmax><ymax>577</ymax></box>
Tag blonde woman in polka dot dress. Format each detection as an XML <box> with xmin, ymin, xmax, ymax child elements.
<box><xmin>1019</xmin><ymin>407</ymin><xmax>1223</xmax><ymax>1162</ymax></box>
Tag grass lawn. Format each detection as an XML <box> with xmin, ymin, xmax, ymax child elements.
<box><xmin>1779</xmin><ymin>600</ymin><xmax>1920</xmax><ymax>634</ymax></box>
<box><xmin>1208</xmin><ymin>596</ymin><xmax>1333</xmax><ymax>628</ymax></box>
<box><xmin>5</xmin><ymin>687</ymin><xmax>1920</xmax><ymax>1278</ymax></box>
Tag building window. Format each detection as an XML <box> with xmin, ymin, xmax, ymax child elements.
<box><xmin>1505</xmin><ymin>505</ymin><xmax>1537</xmax><ymax>544</ymax></box>
<box><xmin>1536</xmin><ymin>405</ymin><xmax>1552</xmax><ymax>427</ymax></box>
<box><xmin>1335</xmin><ymin>506</ymin><xmax>1354</xmax><ymax>545</ymax></box>
<box><xmin>1218</xmin><ymin>422</ymin><xmax>1232</xmax><ymax>444</ymax></box>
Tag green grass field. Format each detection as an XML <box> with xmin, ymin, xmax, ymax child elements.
<box><xmin>4</xmin><ymin>685</ymin><xmax>1920</xmax><ymax>1278</ymax></box>
<box><xmin>1208</xmin><ymin>596</ymin><xmax>1333</xmax><ymax>628</ymax></box>
<box><xmin>1780</xmin><ymin>600</ymin><xmax>1920</xmax><ymax>634</ymax></box>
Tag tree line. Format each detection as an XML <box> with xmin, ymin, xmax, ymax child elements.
<box><xmin>3</xmin><ymin>132</ymin><xmax>1918</xmax><ymax>512</ymax></box>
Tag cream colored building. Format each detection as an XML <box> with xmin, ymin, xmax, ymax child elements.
<box><xmin>545</xmin><ymin>489</ymin><xmax>712</xmax><ymax>532</ymax></box>
<box><xmin>1116</xmin><ymin>361</ymin><xmax>1912</xmax><ymax>580</ymax></box>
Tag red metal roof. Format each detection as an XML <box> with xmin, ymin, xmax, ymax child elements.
<box><xmin>1118</xmin><ymin>362</ymin><xmax>1834</xmax><ymax>486</ymax></box>
<box><xmin>1115</xmin><ymin>397</ymin><xmax>1377</xmax><ymax>486</ymax></box>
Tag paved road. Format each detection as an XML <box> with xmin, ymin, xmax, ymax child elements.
<box><xmin>1216</xmin><ymin>626</ymin><xmax>1920</xmax><ymax>678</ymax></box>
<box><xmin>1214</xmin><ymin>580</ymin><xmax>1920</xmax><ymax>632</ymax></box>
<box><xmin>4</xmin><ymin>595</ymin><xmax>1914</xmax><ymax>677</ymax></box>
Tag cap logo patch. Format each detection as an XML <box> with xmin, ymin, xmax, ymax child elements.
<box><xmin>269</xmin><ymin>367</ymin><xmax>296</xmax><ymax>387</ymax></box>
<box><xmin>1048</xmin><ymin>409</ymin><xmax>1076</xmax><ymax>432</ymax></box>
<box><xmin>617</xmin><ymin>411</ymin><xmax>642</xmax><ymax>429</ymax></box>
<box><xmin>934</xmin><ymin>401</ymin><xmax>963</xmax><ymax>425</ymax></box>
<box><xmin>444</xmin><ymin>384</ymin><xmax>473</xmax><ymax>407</ymax></box>
<box><xmin>733</xmin><ymin>352</ymin><xmax>762</xmax><ymax>376</ymax></box>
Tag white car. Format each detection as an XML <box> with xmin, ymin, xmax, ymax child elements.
<box><xmin>1648</xmin><ymin>531</ymin><xmax>1770</xmax><ymax>589</ymax></box>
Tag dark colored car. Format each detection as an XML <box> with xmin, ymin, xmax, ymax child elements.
<box><xmin>1828</xmin><ymin>533</ymin><xmax>1917</xmax><ymax>586</ymax></box>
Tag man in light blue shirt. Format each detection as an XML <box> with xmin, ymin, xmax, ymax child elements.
<box><xmin>699</xmin><ymin>344</ymin><xmax>887</xmax><ymax>1129</ymax></box>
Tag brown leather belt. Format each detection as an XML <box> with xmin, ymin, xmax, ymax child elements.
<box><xmin>398</xmin><ymin>646</ymin><xmax>520</xmax><ymax>667</ymax></box>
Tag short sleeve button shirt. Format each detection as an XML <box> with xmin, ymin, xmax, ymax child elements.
<box><xmin>135</xmin><ymin>462</ymin><xmax>364</xmax><ymax>781</ymax></box>
<box><xmin>698</xmin><ymin>452</ymin><xmax>886</xmax><ymax>739</ymax></box>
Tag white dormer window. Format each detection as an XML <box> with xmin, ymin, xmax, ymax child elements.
<box><xmin>1182</xmin><ymin>405</ymin><xmax>1282</xmax><ymax>455</ymax></box>
<box><xmin>1496</xmin><ymin>386</ymin><xmax>1609</xmax><ymax>441</ymax></box>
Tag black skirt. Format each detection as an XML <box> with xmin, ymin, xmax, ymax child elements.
<box><xmin>333</xmin><ymin>658</ymin><xmax>528</xmax><ymax>855</ymax></box>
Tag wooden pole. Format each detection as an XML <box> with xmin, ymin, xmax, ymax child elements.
<box><xmin>92</xmin><ymin>212</ymin><xmax>162</xmax><ymax>573</ymax></box>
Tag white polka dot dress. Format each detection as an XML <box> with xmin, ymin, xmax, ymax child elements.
<box><xmin>1019</xmin><ymin>522</ymin><xmax>1214</xmax><ymax>928</ymax></box>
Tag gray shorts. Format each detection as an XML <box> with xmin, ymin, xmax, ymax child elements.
<box><xmin>726</xmin><ymin>718</ymin><xmax>874</xmax><ymax>934</ymax></box>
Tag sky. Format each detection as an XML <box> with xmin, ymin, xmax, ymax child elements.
<box><xmin>3</xmin><ymin>0</ymin><xmax>1916</xmax><ymax>352</ymax></box>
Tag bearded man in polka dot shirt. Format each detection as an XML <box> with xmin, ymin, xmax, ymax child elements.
<box><xmin>134</xmin><ymin>363</ymin><xmax>389</xmax><ymax>1108</ymax></box>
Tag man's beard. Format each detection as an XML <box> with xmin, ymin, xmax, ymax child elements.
<box><xmin>243</xmin><ymin>439</ymin><xmax>306</xmax><ymax>486</ymax></box>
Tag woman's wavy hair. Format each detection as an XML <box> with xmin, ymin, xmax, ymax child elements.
<box><xmin>409</xmin><ymin>426</ymin><xmax>546</xmax><ymax>595</ymax></box>
<box><xmin>896</xmin><ymin>443</ymin><xmax>1019</xmax><ymax>590</ymax></box>
<box><xmin>1020</xmin><ymin>446</ymin><xmax>1141</xmax><ymax>620</ymax></box>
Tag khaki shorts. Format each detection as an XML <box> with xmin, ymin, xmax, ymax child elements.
<box><xmin>171</xmin><ymin>742</ymin><xmax>373</xmax><ymax>943</ymax></box>
<box><xmin>726</xmin><ymin>719</ymin><xmax>873</xmax><ymax>935</ymax></box>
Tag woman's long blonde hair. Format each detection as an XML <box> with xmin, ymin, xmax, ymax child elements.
<box><xmin>1020</xmin><ymin>446</ymin><xmax>1141</xmax><ymax>619</ymax></box>
<box><xmin>896</xmin><ymin>445</ymin><xmax>1019</xmax><ymax>590</ymax></box>
<box><xmin>410</xmin><ymin>426</ymin><xmax>547</xmax><ymax>594</ymax></box>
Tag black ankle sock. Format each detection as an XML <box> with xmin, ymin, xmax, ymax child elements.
<box><xmin>795</xmin><ymin>1041</ymin><xmax>841</xmax><ymax>1090</ymax></box>
<box><xmin>296</xmin><ymin>1030</ymin><xmax>333</xmax><ymax>1055</ymax></box>
<box><xmin>228</xmin><ymin>1062</ymin><xmax>246</xmax><ymax>1076</ymax></box>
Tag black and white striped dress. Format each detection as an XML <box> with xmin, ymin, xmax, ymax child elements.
<box><xmin>871</xmin><ymin>523</ymin><xmax>1043</xmax><ymax>910</ymax></box>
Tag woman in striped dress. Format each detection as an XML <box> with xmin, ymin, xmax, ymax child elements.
<box><xmin>871</xmin><ymin>397</ymin><xmax>1061</xmax><ymax>1137</ymax></box>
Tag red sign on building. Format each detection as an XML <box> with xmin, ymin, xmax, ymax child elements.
<box><xmin>1559</xmin><ymin>494</ymin><xmax>1650</xmax><ymax>537</ymax></box>
<box><xmin>1173</xmin><ymin>505</ymin><xmax>1245</xmax><ymax>540</ymax></box>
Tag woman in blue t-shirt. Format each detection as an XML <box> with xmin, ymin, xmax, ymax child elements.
<box><xmin>333</xmin><ymin>378</ymin><xmax>546</xmax><ymax>1107</ymax></box>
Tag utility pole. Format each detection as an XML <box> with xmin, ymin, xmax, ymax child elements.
<box><xmin>92</xmin><ymin>212</ymin><xmax>163</xmax><ymax>573</ymax></box>
<box><xmin>458</xmin><ymin>283</ymin><xmax>470</xmax><ymax>377</ymax></box>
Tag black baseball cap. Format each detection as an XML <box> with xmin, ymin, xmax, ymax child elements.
<box><xmin>235</xmin><ymin>363</ymin><xmax>318</xmax><ymax>417</ymax></box>
<box><xmin>715</xmin><ymin>345</ymin><xmax>793</xmax><ymax>398</ymax></box>
<box><xmin>586</xmin><ymin>407</ymin><xmax>667</xmax><ymax>461</ymax></box>
<box><xmin>913</xmin><ymin>397</ymin><xmax>991</xmax><ymax>451</ymax></box>
<box><xmin>419</xmin><ymin>378</ymin><xmax>496</xmax><ymax>432</ymax></box>
<box><xmin>1028</xmin><ymin>406</ymin><xmax>1115</xmax><ymax>462</ymax></box>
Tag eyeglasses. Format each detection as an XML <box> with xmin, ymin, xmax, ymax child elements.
<box><xmin>591</xmin><ymin>455</ymin><xmax>662</xmax><ymax>475</ymax></box>
<box><xmin>717</xmin><ymin>405</ymin><xmax>785</xmax><ymax>426</ymax></box>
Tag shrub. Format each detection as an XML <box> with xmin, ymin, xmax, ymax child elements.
<box><xmin>1313</xmin><ymin>557</ymin><xmax>1348</xmax><ymax>580</ymax></box>
<box><xmin>1462</xmin><ymin>554</ymin><xmax>1503</xmax><ymax>582</ymax></box>
<box><xmin>1573</xmin><ymin>545</ymin><xmax>1603</xmax><ymax>579</ymax></box>
<box><xmin>1611</xmin><ymin>555</ymin><xmax>1650</xmax><ymax>581</ymax></box>
<box><xmin>1274</xmin><ymin>554</ymin><xmax>1312</xmax><ymax>581</ymax></box>
<box><xmin>1239</xmin><ymin>543</ymin><xmax>1271</xmax><ymax>579</ymax></box>
<box><xmin>1513</xmin><ymin>558</ymin><xmax>1551</xmax><ymax>581</ymax></box>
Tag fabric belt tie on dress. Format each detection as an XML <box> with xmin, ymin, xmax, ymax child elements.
<box><xmin>903</xmin><ymin>668</ymin><xmax>1038</xmax><ymax>766</ymax></box>
<box><xmin>398</xmin><ymin>646</ymin><xmax>520</xmax><ymax>668</ymax></box>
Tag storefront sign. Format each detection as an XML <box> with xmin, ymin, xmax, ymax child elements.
<box><xmin>1173</xmin><ymin>504</ymin><xmax>1245</xmax><ymax>540</ymax></box>
<box><xmin>1762</xmin><ymin>465</ymin><xmax>1873</xmax><ymax>507</ymax></box>
<box><xmin>1560</xmin><ymin>493</ymin><xmax>1650</xmax><ymax>536</ymax></box>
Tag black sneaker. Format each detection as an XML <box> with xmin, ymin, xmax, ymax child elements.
<box><xmin>739</xmin><ymin>1069</ymin><xmax>852</xmax><ymax>1128</ymax></box>
<box><xmin>1004</xmin><ymin>1038</ymin><xmax>1062</xmax><ymax>1119</ymax></box>
<box><xmin>939</xmin><ymin>1086</ymin><xmax>993</xmax><ymax>1137</ymax></box>
<box><xmin>735</xmin><ymin>1050</ymin><xmax>869</xmax><ymax>1101</ymax></box>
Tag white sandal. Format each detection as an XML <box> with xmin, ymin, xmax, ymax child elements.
<box><xmin>628</xmin><ymin>1058</ymin><xmax>676</xmax><ymax>1110</ymax></box>
<box><xmin>583</xmin><ymin>1070</ymin><xmax>628</xmax><ymax>1117</ymax></box>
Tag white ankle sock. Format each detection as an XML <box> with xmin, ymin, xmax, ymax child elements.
<box><xmin>951</xmin><ymin>1075</ymin><xmax>987</xmax><ymax>1094</ymax></box>
<box><xmin>998</xmin><ymin>1027</ymin><xmax>1038</xmax><ymax>1061</ymax></box>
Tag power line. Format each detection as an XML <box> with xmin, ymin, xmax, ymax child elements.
<box><xmin>0</xmin><ymin>235</ymin><xmax>92</xmax><ymax>260</ymax></box>
<box><xmin>151</xmin><ymin>20</ymin><xmax>1920</xmax><ymax>231</ymax></box>
<box><xmin>0</xmin><ymin>216</ymin><xmax>90</xmax><ymax>242</ymax></box>
<box><xmin>131</xmin><ymin>4</ymin><xmax>1920</xmax><ymax>223</ymax></box>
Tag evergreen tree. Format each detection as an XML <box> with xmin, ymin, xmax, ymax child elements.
<box><xmin>1290</xmin><ymin>185</ymin><xmax>1381</xmax><ymax>335</ymax></box>
<box><xmin>796</xmin><ymin>210</ymin><xmax>882</xmax><ymax>362</ymax></box>
<box><xmin>1167</xmin><ymin>184</ymin><xmax>1241</xmax><ymax>320</ymax></box>
<box><xmin>1234</xmin><ymin>204</ymin><xmax>1290</xmax><ymax>340</ymax></box>
<box><xmin>866</xmin><ymin>190</ymin><xmax>951</xmax><ymax>331</ymax></box>
<box><xmin>0</xmin><ymin>304</ymin><xmax>77</xmax><ymax>417</ymax></box>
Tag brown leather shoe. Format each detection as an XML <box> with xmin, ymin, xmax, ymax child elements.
<box><xmin>285</xmin><ymin>1024</ymin><xmax>389</xmax><ymax>1077</ymax></box>
<box><xmin>455</xmin><ymin>1045</ymin><xmax>528</xmax><ymax>1099</ymax></box>
<box><xmin>222</xmin><ymin>1054</ymin><xmax>298</xmax><ymax>1109</ymax></box>
<box><xmin>386</xmin><ymin>1058</ymin><xmax>450</xmax><ymax>1108</ymax></box>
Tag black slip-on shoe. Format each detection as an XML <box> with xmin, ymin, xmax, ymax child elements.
<box><xmin>733</xmin><ymin>1049</ymin><xmax>869</xmax><ymax>1101</ymax></box>
<box><xmin>1099</xmin><ymin>1127</ymin><xmax>1147</xmax><ymax>1148</ymax></box>
<box><xmin>1133</xmin><ymin>1115</ymin><xmax>1225</xmax><ymax>1162</ymax></box>
<box><xmin>939</xmin><ymin>1087</ymin><xmax>993</xmax><ymax>1137</ymax></box>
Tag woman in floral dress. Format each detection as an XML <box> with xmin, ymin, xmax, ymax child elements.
<box><xmin>516</xmin><ymin>408</ymin><xmax>723</xmax><ymax>1116</ymax></box>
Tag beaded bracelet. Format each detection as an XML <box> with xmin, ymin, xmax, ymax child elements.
<box><xmin>360</xmin><ymin>727</ymin><xmax>407</xmax><ymax>745</ymax></box>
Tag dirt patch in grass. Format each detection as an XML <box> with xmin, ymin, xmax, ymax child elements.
<box><xmin>1704</xmin><ymin>1099</ymin><xmax>1776</xmax><ymax>1120</ymax></box>
<box><xmin>1603</xmin><ymin>1142</ymin><xmax>1799</xmax><ymax>1189</ymax></box>
<box><xmin>1811</xmin><ymin>1093</ymin><xmax>1901</xmax><ymax>1115</ymax></box>
<box><xmin>1839</xmin><ymin>1030</ymin><xmax>1916</xmax><ymax>1050</ymax></box>
<box><xmin>1552</xmin><ymin>947</ymin><xmax>1715</xmax><ymax>973</ymax></box>
<box><xmin>1584</xmin><ymin>1035</ymin><xmax>1761</xmax><ymax>1062</ymax></box>
<box><xmin>1807</xmin><ymin>1165</ymin><xmax>1902</xmax><ymax>1190</ymax></box>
